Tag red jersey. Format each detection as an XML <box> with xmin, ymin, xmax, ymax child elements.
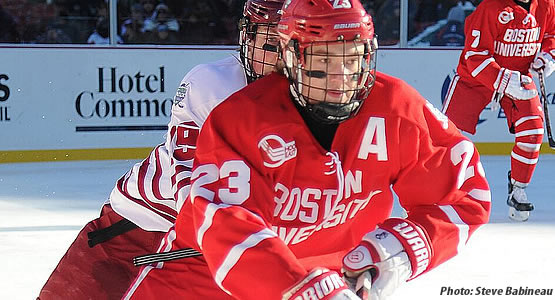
<box><xmin>457</xmin><ymin>0</ymin><xmax>555</xmax><ymax>89</ymax></box>
<box><xmin>176</xmin><ymin>72</ymin><xmax>491</xmax><ymax>299</ymax></box>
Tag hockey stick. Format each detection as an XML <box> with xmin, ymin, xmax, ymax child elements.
<box><xmin>356</xmin><ymin>271</ymin><xmax>372</xmax><ymax>300</ymax></box>
<box><xmin>538</xmin><ymin>71</ymin><xmax>555</xmax><ymax>149</ymax></box>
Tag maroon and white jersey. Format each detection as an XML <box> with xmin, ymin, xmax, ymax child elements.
<box><xmin>172</xmin><ymin>72</ymin><xmax>491</xmax><ymax>298</ymax></box>
<box><xmin>109</xmin><ymin>55</ymin><xmax>248</xmax><ymax>231</ymax></box>
<box><xmin>456</xmin><ymin>0</ymin><xmax>555</xmax><ymax>90</ymax></box>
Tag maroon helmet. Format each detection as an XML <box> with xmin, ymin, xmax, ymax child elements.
<box><xmin>239</xmin><ymin>0</ymin><xmax>285</xmax><ymax>82</ymax></box>
<box><xmin>278</xmin><ymin>0</ymin><xmax>378</xmax><ymax>124</ymax></box>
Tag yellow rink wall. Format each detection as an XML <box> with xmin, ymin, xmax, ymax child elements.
<box><xmin>2</xmin><ymin>143</ymin><xmax>554</xmax><ymax>164</ymax></box>
<box><xmin>1</xmin><ymin>46</ymin><xmax>554</xmax><ymax>163</ymax></box>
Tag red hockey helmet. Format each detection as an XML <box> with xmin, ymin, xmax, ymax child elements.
<box><xmin>239</xmin><ymin>0</ymin><xmax>285</xmax><ymax>82</ymax></box>
<box><xmin>278</xmin><ymin>0</ymin><xmax>378</xmax><ymax>124</ymax></box>
<box><xmin>244</xmin><ymin>0</ymin><xmax>284</xmax><ymax>23</ymax></box>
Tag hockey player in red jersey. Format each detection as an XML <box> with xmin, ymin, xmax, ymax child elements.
<box><xmin>123</xmin><ymin>0</ymin><xmax>491</xmax><ymax>299</ymax></box>
<box><xmin>37</xmin><ymin>1</ymin><xmax>284</xmax><ymax>299</ymax></box>
<box><xmin>442</xmin><ymin>0</ymin><xmax>555</xmax><ymax>221</ymax></box>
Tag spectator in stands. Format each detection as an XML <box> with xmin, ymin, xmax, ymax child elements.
<box><xmin>374</xmin><ymin>0</ymin><xmax>401</xmax><ymax>45</ymax></box>
<box><xmin>36</xmin><ymin>24</ymin><xmax>72</xmax><ymax>44</ymax></box>
<box><xmin>430</xmin><ymin>1</ymin><xmax>474</xmax><ymax>46</ymax></box>
<box><xmin>413</xmin><ymin>0</ymin><xmax>440</xmax><ymax>36</ymax></box>
<box><xmin>0</xmin><ymin>3</ymin><xmax>19</xmax><ymax>43</ymax></box>
<box><xmin>153</xmin><ymin>23</ymin><xmax>179</xmax><ymax>44</ymax></box>
<box><xmin>121</xmin><ymin>3</ymin><xmax>146</xmax><ymax>44</ymax></box>
<box><xmin>87</xmin><ymin>16</ymin><xmax>123</xmax><ymax>44</ymax></box>
<box><xmin>143</xmin><ymin>3</ymin><xmax>179</xmax><ymax>33</ymax></box>
<box><xmin>141</xmin><ymin>0</ymin><xmax>158</xmax><ymax>21</ymax></box>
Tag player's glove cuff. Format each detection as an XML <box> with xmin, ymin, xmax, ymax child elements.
<box><xmin>494</xmin><ymin>68</ymin><xmax>537</xmax><ymax>100</ymax></box>
<box><xmin>530</xmin><ymin>51</ymin><xmax>555</xmax><ymax>78</ymax></box>
<box><xmin>282</xmin><ymin>268</ymin><xmax>360</xmax><ymax>300</ymax></box>
<box><xmin>378</xmin><ymin>218</ymin><xmax>432</xmax><ymax>280</ymax></box>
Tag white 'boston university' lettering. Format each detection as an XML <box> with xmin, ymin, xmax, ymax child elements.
<box><xmin>358</xmin><ymin>117</ymin><xmax>388</xmax><ymax>161</ymax></box>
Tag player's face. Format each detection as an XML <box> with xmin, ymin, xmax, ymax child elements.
<box><xmin>248</xmin><ymin>24</ymin><xmax>279</xmax><ymax>76</ymax></box>
<box><xmin>301</xmin><ymin>41</ymin><xmax>365</xmax><ymax>104</ymax></box>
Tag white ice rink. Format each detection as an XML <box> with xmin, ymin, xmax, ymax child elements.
<box><xmin>1</xmin><ymin>155</ymin><xmax>554</xmax><ymax>300</ymax></box>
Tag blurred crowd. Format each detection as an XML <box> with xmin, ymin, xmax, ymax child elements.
<box><xmin>0</xmin><ymin>0</ymin><xmax>481</xmax><ymax>46</ymax></box>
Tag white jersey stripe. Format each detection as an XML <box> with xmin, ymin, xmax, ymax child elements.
<box><xmin>471</xmin><ymin>57</ymin><xmax>495</xmax><ymax>77</ymax></box>
<box><xmin>468</xmin><ymin>188</ymin><xmax>491</xmax><ymax>202</ymax></box>
<box><xmin>110</xmin><ymin>186</ymin><xmax>175</xmax><ymax>231</ymax></box>
<box><xmin>511</xmin><ymin>151</ymin><xmax>539</xmax><ymax>164</ymax></box>
<box><xmin>214</xmin><ymin>228</ymin><xmax>278</xmax><ymax>295</ymax></box>
<box><xmin>439</xmin><ymin>205</ymin><xmax>469</xmax><ymax>255</ymax></box>
<box><xmin>516</xmin><ymin>142</ymin><xmax>542</xmax><ymax>152</ymax></box>
<box><xmin>515</xmin><ymin>128</ymin><xmax>544</xmax><ymax>137</ymax></box>
<box><xmin>515</xmin><ymin>116</ymin><xmax>541</xmax><ymax>127</ymax></box>
<box><xmin>465</xmin><ymin>49</ymin><xmax>489</xmax><ymax>60</ymax></box>
<box><xmin>442</xmin><ymin>75</ymin><xmax>459</xmax><ymax>114</ymax></box>
<box><xmin>197</xmin><ymin>203</ymin><xmax>231</xmax><ymax>249</ymax></box>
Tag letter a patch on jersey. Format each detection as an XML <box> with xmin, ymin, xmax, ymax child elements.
<box><xmin>358</xmin><ymin>117</ymin><xmax>388</xmax><ymax>161</ymax></box>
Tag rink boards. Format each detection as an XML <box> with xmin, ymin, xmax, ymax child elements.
<box><xmin>0</xmin><ymin>46</ymin><xmax>554</xmax><ymax>162</ymax></box>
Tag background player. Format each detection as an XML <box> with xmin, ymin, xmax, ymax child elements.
<box><xmin>124</xmin><ymin>0</ymin><xmax>490</xmax><ymax>299</ymax></box>
<box><xmin>442</xmin><ymin>0</ymin><xmax>554</xmax><ymax>221</ymax></box>
<box><xmin>37</xmin><ymin>1</ymin><xmax>284</xmax><ymax>299</ymax></box>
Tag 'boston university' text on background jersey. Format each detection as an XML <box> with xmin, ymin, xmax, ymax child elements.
<box><xmin>456</xmin><ymin>0</ymin><xmax>555</xmax><ymax>90</ymax></box>
<box><xmin>175</xmin><ymin>72</ymin><xmax>491</xmax><ymax>299</ymax></box>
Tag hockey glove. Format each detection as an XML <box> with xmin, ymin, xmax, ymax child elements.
<box><xmin>495</xmin><ymin>68</ymin><xmax>537</xmax><ymax>100</ymax></box>
<box><xmin>530</xmin><ymin>51</ymin><xmax>555</xmax><ymax>78</ymax></box>
<box><xmin>342</xmin><ymin>219</ymin><xmax>431</xmax><ymax>300</ymax></box>
<box><xmin>282</xmin><ymin>268</ymin><xmax>360</xmax><ymax>300</ymax></box>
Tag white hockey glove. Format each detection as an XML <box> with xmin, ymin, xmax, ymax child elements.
<box><xmin>342</xmin><ymin>219</ymin><xmax>432</xmax><ymax>300</ymax></box>
<box><xmin>530</xmin><ymin>51</ymin><xmax>555</xmax><ymax>78</ymax></box>
<box><xmin>282</xmin><ymin>268</ymin><xmax>360</xmax><ymax>300</ymax></box>
<box><xmin>495</xmin><ymin>68</ymin><xmax>537</xmax><ymax>100</ymax></box>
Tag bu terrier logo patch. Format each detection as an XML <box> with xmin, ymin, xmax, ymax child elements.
<box><xmin>258</xmin><ymin>134</ymin><xmax>297</xmax><ymax>168</ymax></box>
<box><xmin>498</xmin><ymin>11</ymin><xmax>514</xmax><ymax>25</ymax></box>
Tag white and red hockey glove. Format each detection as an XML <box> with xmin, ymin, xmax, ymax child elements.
<box><xmin>342</xmin><ymin>219</ymin><xmax>432</xmax><ymax>300</ymax></box>
<box><xmin>530</xmin><ymin>51</ymin><xmax>555</xmax><ymax>78</ymax></box>
<box><xmin>282</xmin><ymin>268</ymin><xmax>360</xmax><ymax>300</ymax></box>
<box><xmin>494</xmin><ymin>68</ymin><xmax>537</xmax><ymax>101</ymax></box>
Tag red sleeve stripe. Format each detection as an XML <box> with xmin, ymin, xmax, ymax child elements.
<box><xmin>214</xmin><ymin>227</ymin><xmax>278</xmax><ymax>295</ymax></box>
<box><xmin>142</xmin><ymin>149</ymin><xmax>174</xmax><ymax>207</ymax></box>
<box><xmin>175</xmin><ymin>185</ymin><xmax>190</xmax><ymax>213</ymax></box>
<box><xmin>114</xmin><ymin>180</ymin><xmax>177</xmax><ymax>223</ymax></box>
<box><xmin>151</xmin><ymin>145</ymin><xmax>173</xmax><ymax>201</ymax></box>
<box><xmin>438</xmin><ymin>205</ymin><xmax>469</xmax><ymax>255</ymax></box>
<box><xmin>137</xmin><ymin>152</ymin><xmax>152</xmax><ymax>202</ymax></box>
<box><xmin>175</xmin><ymin>170</ymin><xmax>193</xmax><ymax>185</ymax></box>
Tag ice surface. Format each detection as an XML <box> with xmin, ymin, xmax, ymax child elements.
<box><xmin>1</xmin><ymin>156</ymin><xmax>554</xmax><ymax>299</ymax></box>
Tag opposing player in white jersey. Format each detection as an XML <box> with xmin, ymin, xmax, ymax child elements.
<box><xmin>37</xmin><ymin>1</ymin><xmax>283</xmax><ymax>299</ymax></box>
